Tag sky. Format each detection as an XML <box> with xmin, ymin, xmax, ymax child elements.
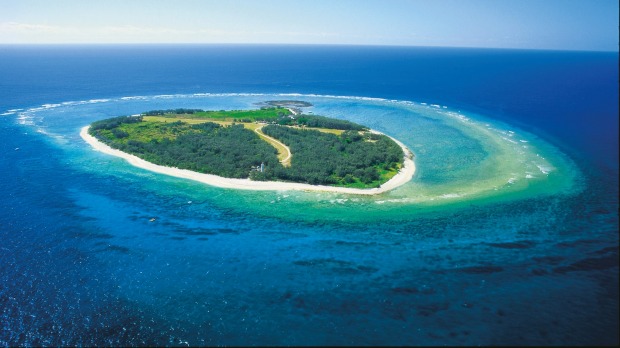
<box><xmin>1</xmin><ymin>0</ymin><xmax>618</xmax><ymax>51</ymax></box>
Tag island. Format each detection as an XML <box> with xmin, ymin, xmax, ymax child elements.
<box><xmin>81</xmin><ymin>102</ymin><xmax>415</xmax><ymax>195</ymax></box>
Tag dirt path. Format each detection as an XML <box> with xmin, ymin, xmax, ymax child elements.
<box><xmin>254</xmin><ymin>125</ymin><xmax>292</xmax><ymax>167</ymax></box>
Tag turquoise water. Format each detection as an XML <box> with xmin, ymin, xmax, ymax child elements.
<box><xmin>1</xmin><ymin>46</ymin><xmax>617</xmax><ymax>346</ymax></box>
<box><xmin>4</xmin><ymin>93</ymin><xmax>605</xmax><ymax>345</ymax></box>
<box><xmin>18</xmin><ymin>94</ymin><xmax>581</xmax><ymax>222</ymax></box>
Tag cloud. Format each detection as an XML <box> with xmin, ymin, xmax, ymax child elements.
<box><xmin>95</xmin><ymin>25</ymin><xmax>346</xmax><ymax>42</ymax></box>
<box><xmin>93</xmin><ymin>25</ymin><xmax>252</xmax><ymax>42</ymax></box>
<box><xmin>0</xmin><ymin>22</ymin><xmax>362</xmax><ymax>44</ymax></box>
<box><xmin>0</xmin><ymin>21</ymin><xmax>76</xmax><ymax>34</ymax></box>
<box><xmin>98</xmin><ymin>25</ymin><xmax>192</xmax><ymax>36</ymax></box>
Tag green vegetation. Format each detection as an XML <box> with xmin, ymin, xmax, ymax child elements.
<box><xmin>276</xmin><ymin>114</ymin><xmax>367</xmax><ymax>131</ymax></box>
<box><xmin>142</xmin><ymin>107</ymin><xmax>291</xmax><ymax>123</ymax></box>
<box><xmin>90</xmin><ymin>115</ymin><xmax>143</xmax><ymax>131</ymax></box>
<box><xmin>88</xmin><ymin>106</ymin><xmax>405</xmax><ymax>188</ymax></box>
<box><xmin>140</xmin><ymin>107</ymin><xmax>364</xmax><ymax>131</ymax></box>
<box><xmin>261</xmin><ymin>126</ymin><xmax>403</xmax><ymax>187</ymax></box>
<box><xmin>90</xmin><ymin>119</ymin><xmax>280</xmax><ymax>179</ymax></box>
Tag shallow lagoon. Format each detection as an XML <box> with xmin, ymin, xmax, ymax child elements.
<box><xmin>17</xmin><ymin>93</ymin><xmax>580</xmax><ymax>221</ymax></box>
<box><xmin>1</xmin><ymin>45</ymin><xmax>617</xmax><ymax>346</ymax></box>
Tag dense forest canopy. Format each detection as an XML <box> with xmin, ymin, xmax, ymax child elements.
<box><xmin>260</xmin><ymin>126</ymin><xmax>402</xmax><ymax>186</ymax></box>
<box><xmin>276</xmin><ymin>114</ymin><xmax>367</xmax><ymax>131</ymax></box>
<box><xmin>90</xmin><ymin>119</ymin><xmax>280</xmax><ymax>179</ymax></box>
<box><xmin>88</xmin><ymin>105</ymin><xmax>405</xmax><ymax>188</ymax></box>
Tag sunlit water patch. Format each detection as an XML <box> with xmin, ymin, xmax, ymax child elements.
<box><xmin>11</xmin><ymin>93</ymin><xmax>581</xmax><ymax>222</ymax></box>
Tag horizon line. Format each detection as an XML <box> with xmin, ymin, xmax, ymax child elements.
<box><xmin>0</xmin><ymin>42</ymin><xmax>617</xmax><ymax>53</ymax></box>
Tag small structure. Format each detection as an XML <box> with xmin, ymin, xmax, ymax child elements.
<box><xmin>251</xmin><ymin>162</ymin><xmax>265</xmax><ymax>173</ymax></box>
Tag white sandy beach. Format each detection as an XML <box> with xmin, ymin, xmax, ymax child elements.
<box><xmin>80</xmin><ymin>126</ymin><xmax>415</xmax><ymax>195</ymax></box>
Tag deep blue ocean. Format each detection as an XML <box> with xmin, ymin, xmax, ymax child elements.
<box><xmin>0</xmin><ymin>45</ymin><xmax>618</xmax><ymax>346</ymax></box>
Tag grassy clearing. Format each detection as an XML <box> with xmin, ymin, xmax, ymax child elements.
<box><xmin>152</xmin><ymin>107</ymin><xmax>292</xmax><ymax>122</ymax></box>
<box><xmin>111</xmin><ymin>122</ymin><xmax>190</xmax><ymax>143</ymax></box>
<box><xmin>144</xmin><ymin>116</ymin><xmax>345</xmax><ymax>136</ymax></box>
<box><xmin>378</xmin><ymin>163</ymin><xmax>401</xmax><ymax>182</ymax></box>
<box><xmin>195</xmin><ymin>108</ymin><xmax>292</xmax><ymax>120</ymax></box>
<box><xmin>332</xmin><ymin>164</ymin><xmax>401</xmax><ymax>188</ymax></box>
<box><xmin>288</xmin><ymin>126</ymin><xmax>345</xmax><ymax>136</ymax></box>
<box><xmin>143</xmin><ymin>116</ymin><xmax>232</xmax><ymax>125</ymax></box>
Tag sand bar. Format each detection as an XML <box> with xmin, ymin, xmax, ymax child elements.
<box><xmin>80</xmin><ymin>126</ymin><xmax>415</xmax><ymax>195</ymax></box>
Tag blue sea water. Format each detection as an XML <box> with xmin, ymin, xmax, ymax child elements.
<box><xmin>0</xmin><ymin>45</ymin><xmax>618</xmax><ymax>345</ymax></box>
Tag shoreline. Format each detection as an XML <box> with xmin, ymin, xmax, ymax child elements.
<box><xmin>80</xmin><ymin>126</ymin><xmax>415</xmax><ymax>195</ymax></box>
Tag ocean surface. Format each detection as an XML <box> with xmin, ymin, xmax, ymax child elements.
<box><xmin>0</xmin><ymin>45</ymin><xmax>617</xmax><ymax>346</ymax></box>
